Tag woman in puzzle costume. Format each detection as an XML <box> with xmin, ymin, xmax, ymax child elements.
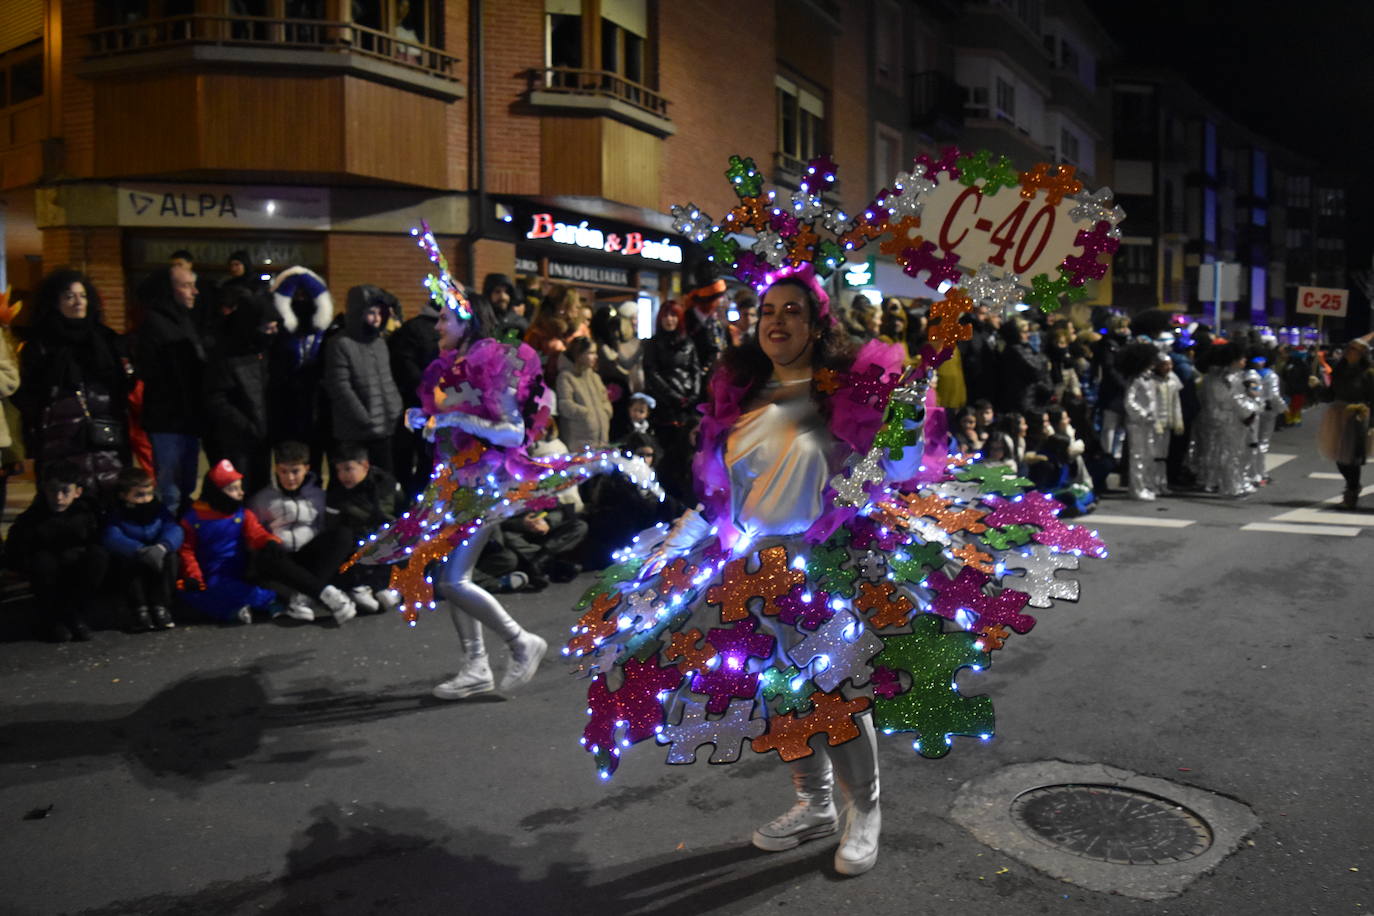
<box><xmin>564</xmin><ymin>153</ymin><xmax>1116</xmax><ymax>876</ymax></box>
<box><xmin>347</xmin><ymin>225</ymin><xmax>660</xmax><ymax>699</ymax></box>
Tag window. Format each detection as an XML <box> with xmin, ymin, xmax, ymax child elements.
<box><xmin>545</xmin><ymin>0</ymin><xmax>647</xmax><ymax>83</ymax></box>
<box><xmin>875</xmin><ymin>124</ymin><xmax>903</xmax><ymax>186</ymax></box>
<box><xmin>350</xmin><ymin>0</ymin><xmax>440</xmax><ymax>50</ymax></box>
<box><xmin>1059</xmin><ymin>126</ymin><xmax>1079</xmax><ymax>166</ymax></box>
<box><xmin>777</xmin><ymin>75</ymin><xmax>825</xmax><ymax>163</ymax></box>
<box><xmin>994</xmin><ymin>76</ymin><xmax>1014</xmax><ymax>123</ymax></box>
<box><xmin>1116</xmin><ymin>242</ymin><xmax>1153</xmax><ymax>288</ymax></box>
<box><xmin>1317</xmin><ymin>188</ymin><xmax>1345</xmax><ymax>217</ymax></box>
<box><xmin>965</xmin><ymin>85</ymin><xmax>989</xmax><ymax>118</ymax></box>
<box><xmin>1286</xmin><ymin>175</ymin><xmax>1311</xmax><ymax>208</ymax></box>
<box><xmin>1</xmin><ymin>43</ymin><xmax>41</xmax><ymax>107</ymax></box>
<box><xmin>1059</xmin><ymin>39</ymin><xmax>1079</xmax><ymax>74</ymax></box>
<box><xmin>875</xmin><ymin>0</ymin><xmax>901</xmax><ymax>90</ymax></box>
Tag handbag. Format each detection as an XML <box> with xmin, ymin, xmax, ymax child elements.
<box><xmin>75</xmin><ymin>386</ymin><xmax>125</xmax><ymax>450</ymax></box>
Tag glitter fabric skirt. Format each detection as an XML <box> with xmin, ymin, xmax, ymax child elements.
<box><xmin>347</xmin><ymin>442</ymin><xmax>660</xmax><ymax>621</ymax></box>
<box><xmin>564</xmin><ymin>459</ymin><xmax>1106</xmax><ymax>778</ymax></box>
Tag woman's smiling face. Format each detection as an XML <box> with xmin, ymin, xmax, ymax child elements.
<box><xmin>758</xmin><ymin>283</ymin><xmax>815</xmax><ymax>369</ymax></box>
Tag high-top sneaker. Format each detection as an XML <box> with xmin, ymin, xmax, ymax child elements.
<box><xmin>498</xmin><ymin>631</ymin><xmax>548</xmax><ymax>691</ymax></box>
<box><xmin>433</xmin><ymin>654</ymin><xmax>495</xmax><ymax>699</ymax></box>
<box><xmin>753</xmin><ymin>758</ymin><xmax>837</xmax><ymax>851</ymax></box>
<box><xmin>834</xmin><ymin>800</ymin><xmax>882</xmax><ymax>876</ymax></box>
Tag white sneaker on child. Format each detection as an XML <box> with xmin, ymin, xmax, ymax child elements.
<box><xmin>433</xmin><ymin>655</ymin><xmax>495</xmax><ymax>699</ymax></box>
<box><xmin>375</xmin><ymin>588</ymin><xmax>404</xmax><ymax>616</ymax></box>
<box><xmin>286</xmin><ymin>593</ymin><xmax>316</xmax><ymax>622</ymax></box>
<box><xmin>319</xmin><ymin>585</ymin><xmax>357</xmax><ymax>623</ymax></box>
<box><xmin>235</xmin><ymin>606</ymin><xmax>254</xmax><ymax>625</ymax></box>
<box><xmin>499</xmin><ymin>631</ymin><xmax>548</xmax><ymax>692</ymax></box>
<box><xmin>349</xmin><ymin>586</ymin><xmax>381</xmax><ymax>614</ymax></box>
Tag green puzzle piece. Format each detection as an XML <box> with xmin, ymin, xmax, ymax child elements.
<box><xmin>575</xmin><ymin>557</ymin><xmax>645</xmax><ymax>611</ymax></box>
<box><xmin>873</xmin><ymin>614</ymin><xmax>994</xmax><ymax>758</ymax></box>
<box><xmin>983</xmin><ymin>524</ymin><xmax>1034</xmax><ymax>550</ymax></box>
<box><xmin>888</xmin><ymin>541</ymin><xmax>945</xmax><ymax>586</ymax></box>
<box><xmin>759</xmin><ymin>666</ymin><xmax>816</xmax><ymax>715</ymax></box>
<box><xmin>955</xmin><ymin>463</ymin><xmax>1033</xmax><ymax>497</ymax></box>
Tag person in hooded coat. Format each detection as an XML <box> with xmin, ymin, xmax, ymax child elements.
<box><xmin>388</xmin><ymin>295</ymin><xmax>441</xmax><ymax>496</ymax></box>
<box><xmin>17</xmin><ymin>269</ymin><xmax>130</xmax><ymax>493</ymax></box>
<box><xmin>483</xmin><ymin>272</ymin><xmax>529</xmax><ymax>339</ymax></box>
<box><xmin>324</xmin><ymin>285</ymin><xmax>404</xmax><ymax>470</ymax></box>
<box><xmin>267</xmin><ymin>268</ymin><xmax>334</xmax><ymax>475</ymax></box>
<box><xmin>203</xmin><ymin>285</ymin><xmax>276</xmax><ymax>496</ymax></box>
<box><xmin>135</xmin><ymin>265</ymin><xmax>207</xmax><ymax>513</ymax></box>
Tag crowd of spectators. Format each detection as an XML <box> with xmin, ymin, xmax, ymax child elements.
<box><xmin>0</xmin><ymin>256</ymin><xmax>1325</xmax><ymax>642</ymax></box>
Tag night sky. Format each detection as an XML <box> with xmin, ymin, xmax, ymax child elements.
<box><xmin>1097</xmin><ymin>0</ymin><xmax>1374</xmax><ymax>281</ymax></box>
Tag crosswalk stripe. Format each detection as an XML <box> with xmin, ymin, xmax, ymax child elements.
<box><xmin>1264</xmin><ymin>453</ymin><xmax>1297</xmax><ymax>472</ymax></box>
<box><xmin>1241</xmin><ymin>521</ymin><xmax>1360</xmax><ymax>537</ymax></box>
<box><xmin>1309</xmin><ymin>472</ymin><xmax>1346</xmax><ymax>480</ymax></box>
<box><xmin>1270</xmin><ymin>508</ymin><xmax>1374</xmax><ymax>527</ymax></box>
<box><xmin>1086</xmin><ymin>514</ymin><xmax>1196</xmax><ymax>528</ymax></box>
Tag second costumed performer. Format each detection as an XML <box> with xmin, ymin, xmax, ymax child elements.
<box><xmin>565</xmin><ymin>154</ymin><xmax>1117</xmax><ymax>877</ymax></box>
<box><xmin>346</xmin><ymin>225</ymin><xmax>660</xmax><ymax>699</ymax></box>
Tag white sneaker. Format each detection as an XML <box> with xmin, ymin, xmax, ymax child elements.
<box><xmin>319</xmin><ymin>585</ymin><xmax>357</xmax><ymax>623</ymax></box>
<box><xmin>752</xmin><ymin>800</ymin><xmax>838</xmax><ymax>851</ymax></box>
<box><xmin>235</xmin><ymin>606</ymin><xmax>254</xmax><ymax>625</ymax></box>
<box><xmin>499</xmin><ymin>631</ymin><xmax>548</xmax><ymax>692</ymax></box>
<box><xmin>433</xmin><ymin>655</ymin><xmax>495</xmax><ymax>699</ymax></box>
<box><xmin>286</xmin><ymin>593</ymin><xmax>316</xmax><ymax>622</ymax></box>
<box><xmin>834</xmin><ymin>802</ymin><xmax>882</xmax><ymax>876</ymax></box>
<box><xmin>375</xmin><ymin>588</ymin><xmax>403</xmax><ymax>615</ymax></box>
<box><xmin>349</xmin><ymin>586</ymin><xmax>381</xmax><ymax>614</ymax></box>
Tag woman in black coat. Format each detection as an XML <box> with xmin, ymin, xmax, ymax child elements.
<box><xmin>997</xmin><ymin>316</ymin><xmax>1054</xmax><ymax>416</ymax></box>
<box><xmin>641</xmin><ymin>300</ymin><xmax>701</xmax><ymax>501</ymax></box>
<box><xmin>203</xmin><ymin>286</ymin><xmax>274</xmax><ymax>495</ymax></box>
<box><xmin>15</xmin><ymin>269</ymin><xmax>129</xmax><ymax>491</ymax></box>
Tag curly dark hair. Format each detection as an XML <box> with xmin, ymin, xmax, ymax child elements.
<box><xmin>35</xmin><ymin>268</ymin><xmax>105</xmax><ymax>331</ymax></box>
<box><xmin>713</xmin><ymin>278</ymin><xmax>855</xmax><ymax>418</ymax></box>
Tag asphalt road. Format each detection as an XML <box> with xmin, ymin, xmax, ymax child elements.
<box><xmin>1</xmin><ymin>411</ymin><xmax>1369</xmax><ymax>915</ymax></box>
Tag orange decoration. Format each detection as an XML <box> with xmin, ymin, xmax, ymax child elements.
<box><xmin>1018</xmin><ymin>162</ymin><xmax>1083</xmax><ymax>206</ymax></box>
<box><xmin>975</xmin><ymin>623</ymin><xmax>1011</xmax><ymax>651</ymax></box>
<box><xmin>926</xmin><ymin>287</ymin><xmax>975</xmax><ymax>352</ymax></box>
<box><xmin>569</xmin><ymin>591</ymin><xmax>624</xmax><ymax>655</ymax></box>
<box><xmin>839</xmin><ymin>218</ymin><xmax>887</xmax><ymax>250</ymax></box>
<box><xmin>663</xmin><ymin>627</ymin><xmax>718</xmax><ymax>675</ymax></box>
<box><xmin>816</xmin><ymin>368</ymin><xmax>842</xmax><ymax>394</ymax></box>
<box><xmin>853</xmin><ymin>580</ymin><xmax>915</xmax><ymax>630</ymax></box>
<box><xmin>724</xmin><ymin>196</ymin><xmax>771</xmax><ymax>233</ymax></box>
<box><xmin>752</xmin><ymin>691</ymin><xmax>872</xmax><ymax>761</ymax></box>
<box><xmin>706</xmin><ymin>545</ymin><xmax>806</xmax><ymax>623</ymax></box>
<box><xmin>904</xmin><ymin>491</ymin><xmax>988</xmax><ymax>534</ymax></box>
<box><xmin>657</xmin><ymin>557</ymin><xmax>700</xmax><ymax>597</ymax></box>
<box><xmin>952</xmin><ymin>543</ymin><xmax>995</xmax><ymax>574</ymax></box>
<box><xmin>879</xmin><ymin>216</ymin><xmax>923</xmax><ymax>257</ymax></box>
<box><xmin>786</xmin><ymin>222</ymin><xmax>820</xmax><ymax>267</ymax></box>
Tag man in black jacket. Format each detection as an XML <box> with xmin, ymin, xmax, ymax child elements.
<box><xmin>387</xmin><ymin>297</ymin><xmax>440</xmax><ymax>496</ymax></box>
<box><xmin>136</xmin><ymin>265</ymin><xmax>207</xmax><ymax>515</ymax></box>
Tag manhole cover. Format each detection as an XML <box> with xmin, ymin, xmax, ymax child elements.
<box><xmin>1010</xmin><ymin>784</ymin><xmax>1213</xmax><ymax>865</ymax></box>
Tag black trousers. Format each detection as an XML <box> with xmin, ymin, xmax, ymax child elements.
<box><xmin>293</xmin><ymin>526</ymin><xmax>390</xmax><ymax>591</ymax></box>
<box><xmin>1337</xmin><ymin>462</ymin><xmax>1362</xmax><ymax>491</ymax></box>
<box><xmin>115</xmin><ymin>552</ymin><xmax>177</xmax><ymax>610</ymax></box>
<box><xmin>27</xmin><ymin>545</ymin><xmax>109</xmax><ymax>626</ymax></box>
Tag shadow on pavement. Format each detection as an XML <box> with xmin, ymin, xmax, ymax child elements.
<box><xmin>79</xmin><ymin>800</ymin><xmax>838</xmax><ymax>915</ymax></box>
<box><xmin>0</xmin><ymin>658</ymin><xmax>462</xmax><ymax>794</ymax></box>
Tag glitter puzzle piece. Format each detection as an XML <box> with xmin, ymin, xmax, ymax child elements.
<box><xmin>660</xmin><ymin>699</ymin><xmax>766</xmax><ymax>765</ymax></box>
<box><xmin>663</xmin><ymin>627</ymin><xmax>717</xmax><ymax>675</ymax></box>
<box><xmin>983</xmin><ymin>492</ymin><xmax>1107</xmax><ymax>557</ymax></box>
<box><xmin>752</xmin><ymin>691</ymin><xmax>873</xmax><ymax>761</ymax></box>
<box><xmin>1062</xmin><ymin>220</ymin><xmax>1121</xmax><ymax>286</ymax></box>
<box><xmin>954</xmin><ymin>464</ymin><xmax>1033</xmax><ymax>498</ymax></box>
<box><xmin>983</xmin><ymin>524</ymin><xmax>1035</xmax><ymax>550</ymax></box>
<box><xmin>774</xmin><ymin>585</ymin><xmax>834</xmax><ymax>630</ymax></box>
<box><xmin>725</xmin><ymin>155</ymin><xmax>765</xmax><ymax>198</ymax></box>
<box><xmin>691</xmin><ymin>618</ymin><xmax>775</xmax><ymax>713</ymax></box>
<box><xmin>856</xmin><ymin>551</ymin><xmax>888</xmax><ymax>582</ymax></box>
<box><xmin>904</xmin><ymin>491</ymin><xmax>988</xmax><ymax>534</ymax></box>
<box><xmin>853</xmin><ymin>579</ymin><xmax>915</xmax><ymax>630</ymax></box>
<box><xmin>842</xmin><ymin>363</ymin><xmax>900</xmax><ymax>406</ymax></box>
<box><xmin>972</xmin><ymin>586</ymin><xmax>1036</xmax><ymax>635</ymax></box>
<box><xmin>1068</xmin><ymin>187</ymin><xmax>1126</xmax><ymax>236</ymax></box>
<box><xmin>703</xmin><ymin>229</ymin><xmax>739</xmax><ymax>264</ymax></box>
<box><xmin>656</xmin><ymin>557</ymin><xmax>701</xmax><ymax>598</ymax></box>
<box><xmin>813</xmin><ymin>239</ymin><xmax>846</xmax><ymax>277</ymax></box>
<box><xmin>874</xmin><ymin>400</ymin><xmax>922</xmax><ymax>459</ymax></box>
<box><xmin>1018</xmin><ymin>162</ymin><xmax>1083</xmax><ymax>206</ymax></box>
<box><xmin>932</xmin><ymin>480</ymin><xmax>986</xmax><ymax>503</ymax></box>
<box><xmin>829</xmin><ymin>452</ymin><xmax>885</xmax><ymax>508</ymax></box>
<box><xmin>975</xmin><ymin>623</ymin><xmax>1010</xmax><ymax>651</ymax></box>
<box><xmin>871</xmin><ymin>665</ymin><xmax>902</xmax><ymax>699</ymax></box>
<box><xmin>669</xmin><ymin>202</ymin><xmax>715</xmax><ymax>242</ymax></box>
<box><xmin>1026</xmin><ymin>267</ymin><xmax>1089</xmax><ymax>314</ymax></box>
<box><xmin>962</xmin><ymin>264</ymin><xmax>1024</xmax><ymax>312</ymax></box>
<box><xmin>900</xmin><ymin>241</ymin><xmax>962</xmax><ymax>288</ymax></box>
<box><xmin>759</xmin><ymin>665</ymin><xmax>817</xmax><ymax>714</ymax></box>
<box><xmin>788</xmin><ymin>610</ymin><xmax>883</xmax><ymax>692</ymax></box>
<box><xmin>839</xmin><ymin>217</ymin><xmax>887</xmax><ymax>251</ymax></box>
<box><xmin>951</xmin><ymin>542</ymin><xmax>995</xmax><ymax>574</ymax></box>
<box><xmin>956</xmin><ymin>149</ymin><xmax>1020</xmax><ymax>196</ymax></box>
<box><xmin>925</xmin><ymin>565</ymin><xmax>990</xmax><ymax>626</ymax></box>
<box><xmin>568</xmin><ymin>590</ymin><xmax>623</xmax><ymax>655</ymax></box>
<box><xmin>928</xmin><ymin>288</ymin><xmax>974</xmax><ymax>355</ymax></box>
<box><xmin>706</xmin><ymin>545</ymin><xmax>806</xmax><ymax>623</ymax></box>
<box><xmin>801</xmin><ymin>155</ymin><xmax>839</xmax><ymax>195</ymax></box>
<box><xmin>805</xmin><ymin>540</ymin><xmax>858</xmax><ymax>598</ymax></box>
<box><xmin>575</xmin><ymin>558</ymin><xmax>644</xmax><ymax>612</ymax></box>
<box><xmin>1000</xmin><ymin>544</ymin><xmax>1080</xmax><ymax>608</ymax></box>
<box><xmin>786</xmin><ymin>222</ymin><xmax>819</xmax><ymax>267</ymax></box>
<box><xmin>725</xmin><ymin>195</ymin><xmax>772</xmax><ymax>234</ymax></box>
<box><xmin>888</xmin><ymin>541</ymin><xmax>946</xmax><ymax>587</ymax></box>
<box><xmin>880</xmin><ymin>215</ymin><xmax>924</xmax><ymax>257</ymax></box>
<box><xmin>872</xmin><ymin>614</ymin><xmax>994</xmax><ymax>759</ymax></box>
<box><xmin>583</xmin><ymin>658</ymin><xmax>685</xmax><ymax>776</ymax></box>
<box><xmin>914</xmin><ymin>146</ymin><xmax>961</xmax><ymax>181</ymax></box>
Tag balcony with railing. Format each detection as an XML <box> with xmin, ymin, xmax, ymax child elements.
<box><xmin>527</xmin><ymin>67</ymin><xmax>673</xmax><ymax>137</ymax></box>
<box><xmin>80</xmin><ymin>14</ymin><xmax>462</xmax><ymax>101</ymax></box>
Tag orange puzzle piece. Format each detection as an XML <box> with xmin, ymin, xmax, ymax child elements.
<box><xmin>752</xmin><ymin>691</ymin><xmax>873</xmax><ymax>761</ymax></box>
<box><xmin>706</xmin><ymin>545</ymin><xmax>806</xmax><ymax>623</ymax></box>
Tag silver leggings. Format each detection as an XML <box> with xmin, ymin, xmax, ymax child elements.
<box><xmin>438</xmin><ymin>524</ymin><xmax>522</xmax><ymax>658</ymax></box>
<box><xmin>789</xmin><ymin>711</ymin><xmax>880</xmax><ymax>809</ymax></box>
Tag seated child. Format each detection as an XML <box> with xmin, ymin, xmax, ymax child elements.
<box><xmin>323</xmin><ymin>443</ymin><xmax>405</xmax><ymax>614</ymax></box>
<box><xmin>954</xmin><ymin>406</ymin><xmax>985</xmax><ymax>457</ymax></box>
<box><xmin>179</xmin><ymin>459</ymin><xmax>359</xmax><ymax>624</ymax></box>
<box><xmin>972</xmin><ymin>398</ymin><xmax>996</xmax><ymax>437</ymax></box>
<box><xmin>5</xmin><ymin>461</ymin><xmax>109</xmax><ymax>642</ymax></box>
<box><xmin>102</xmin><ymin>467</ymin><xmax>183</xmax><ymax>632</ymax></box>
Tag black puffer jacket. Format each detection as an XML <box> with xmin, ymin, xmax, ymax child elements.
<box><xmin>387</xmin><ymin>305</ymin><xmax>439</xmax><ymax>409</ymax></box>
<box><xmin>643</xmin><ymin>330</ymin><xmax>701</xmax><ymax>423</ymax></box>
<box><xmin>204</xmin><ymin>293</ymin><xmax>271</xmax><ymax>443</ymax></box>
<box><xmin>324</xmin><ymin>286</ymin><xmax>404</xmax><ymax>441</ymax></box>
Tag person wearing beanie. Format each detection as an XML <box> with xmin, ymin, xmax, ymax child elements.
<box><xmin>178</xmin><ymin>459</ymin><xmax>358</xmax><ymax>624</ymax></box>
<box><xmin>220</xmin><ymin>249</ymin><xmax>267</xmax><ymax>296</ymax></box>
